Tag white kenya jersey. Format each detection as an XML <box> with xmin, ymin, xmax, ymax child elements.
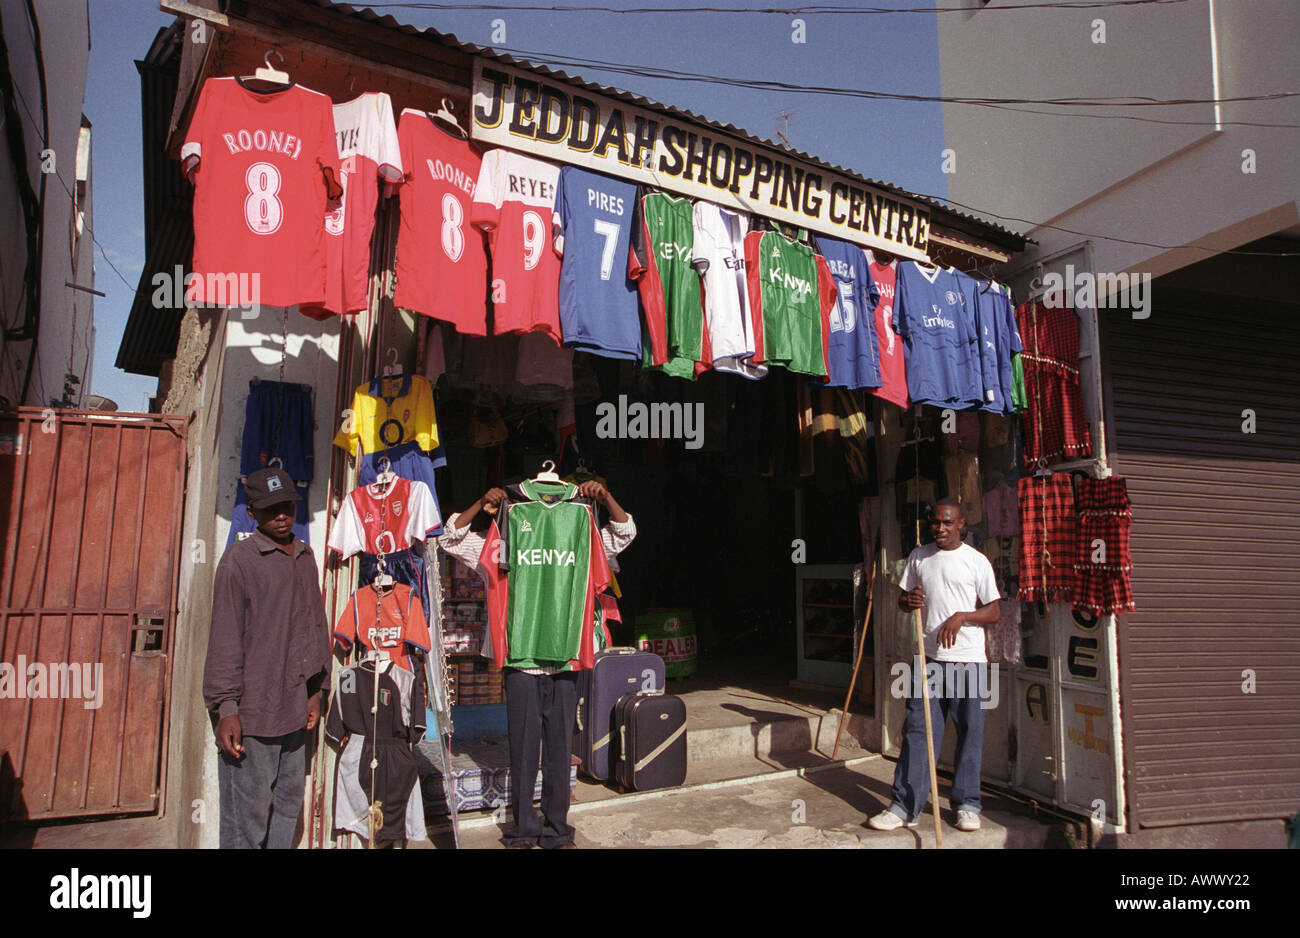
<box><xmin>323</xmin><ymin>93</ymin><xmax>402</xmax><ymax>315</ymax></box>
<box><xmin>692</xmin><ymin>202</ymin><xmax>766</xmax><ymax>379</ymax></box>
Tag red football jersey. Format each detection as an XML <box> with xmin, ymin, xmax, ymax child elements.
<box><xmin>393</xmin><ymin>110</ymin><xmax>489</xmax><ymax>335</ymax></box>
<box><xmin>318</xmin><ymin>92</ymin><xmax>402</xmax><ymax>317</ymax></box>
<box><xmin>471</xmin><ymin>149</ymin><xmax>561</xmax><ymax>340</ymax></box>
<box><xmin>181</xmin><ymin>77</ymin><xmax>340</xmax><ymax>311</ymax></box>
<box><xmin>334</xmin><ymin>582</ymin><xmax>432</xmax><ymax>673</ymax></box>
<box><xmin>866</xmin><ymin>252</ymin><xmax>909</xmax><ymax>408</ymax></box>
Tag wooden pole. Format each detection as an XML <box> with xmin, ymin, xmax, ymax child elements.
<box><xmin>832</xmin><ymin>552</ymin><xmax>877</xmax><ymax>761</ymax></box>
<box><xmin>913</xmin><ymin>608</ymin><xmax>944</xmax><ymax>849</ymax></box>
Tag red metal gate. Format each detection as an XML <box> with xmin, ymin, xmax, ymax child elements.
<box><xmin>0</xmin><ymin>408</ymin><xmax>186</xmax><ymax>820</ymax></box>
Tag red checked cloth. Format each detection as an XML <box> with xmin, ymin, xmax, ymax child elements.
<box><xmin>1017</xmin><ymin>473</ymin><xmax>1077</xmax><ymax>603</ymax></box>
<box><xmin>1016</xmin><ymin>301</ymin><xmax>1093</xmax><ymax>467</ymax></box>
<box><xmin>1073</xmin><ymin>476</ymin><xmax>1136</xmax><ymax>614</ymax></box>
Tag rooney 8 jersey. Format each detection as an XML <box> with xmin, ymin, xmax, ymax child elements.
<box><xmin>393</xmin><ymin>110</ymin><xmax>488</xmax><ymax>335</ymax></box>
<box><xmin>472</xmin><ymin>149</ymin><xmax>562</xmax><ymax>339</ymax></box>
<box><xmin>182</xmin><ymin>77</ymin><xmax>340</xmax><ymax>311</ymax></box>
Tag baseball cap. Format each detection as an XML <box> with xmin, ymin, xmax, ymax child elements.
<box><xmin>244</xmin><ymin>467</ymin><xmax>302</xmax><ymax>510</ymax></box>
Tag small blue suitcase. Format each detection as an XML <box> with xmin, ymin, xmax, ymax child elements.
<box><xmin>574</xmin><ymin>647</ymin><xmax>665</xmax><ymax>780</ymax></box>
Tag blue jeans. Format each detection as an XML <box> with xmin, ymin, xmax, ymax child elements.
<box><xmin>217</xmin><ymin>730</ymin><xmax>306</xmax><ymax>849</ymax></box>
<box><xmin>888</xmin><ymin>660</ymin><xmax>988</xmax><ymax>821</ymax></box>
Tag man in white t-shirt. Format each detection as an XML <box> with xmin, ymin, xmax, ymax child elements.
<box><xmin>869</xmin><ymin>498</ymin><xmax>1000</xmax><ymax>833</ymax></box>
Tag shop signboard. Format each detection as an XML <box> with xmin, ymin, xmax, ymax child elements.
<box><xmin>471</xmin><ymin>59</ymin><xmax>932</xmax><ymax>261</ymax></box>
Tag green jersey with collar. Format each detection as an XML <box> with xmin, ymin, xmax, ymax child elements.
<box><xmin>481</xmin><ymin>480</ymin><xmax>610</xmax><ymax>670</ymax></box>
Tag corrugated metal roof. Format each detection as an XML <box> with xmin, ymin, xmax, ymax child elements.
<box><xmin>302</xmin><ymin>0</ymin><xmax>1025</xmax><ymax>246</ymax></box>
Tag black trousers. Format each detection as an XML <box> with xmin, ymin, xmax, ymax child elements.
<box><xmin>503</xmin><ymin>668</ymin><xmax>579</xmax><ymax>848</ymax></box>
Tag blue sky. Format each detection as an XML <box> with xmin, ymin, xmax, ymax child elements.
<box><xmin>85</xmin><ymin>0</ymin><xmax>946</xmax><ymax>410</ymax></box>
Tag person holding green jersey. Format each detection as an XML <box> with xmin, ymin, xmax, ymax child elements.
<box><xmin>440</xmin><ymin>479</ymin><xmax>635</xmax><ymax>848</ymax></box>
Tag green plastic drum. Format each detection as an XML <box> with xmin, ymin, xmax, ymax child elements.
<box><xmin>635</xmin><ymin>609</ymin><xmax>697</xmax><ymax>679</ymax></box>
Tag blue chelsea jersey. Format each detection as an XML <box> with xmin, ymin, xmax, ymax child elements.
<box><xmin>893</xmin><ymin>262</ymin><xmax>983</xmax><ymax>409</ymax></box>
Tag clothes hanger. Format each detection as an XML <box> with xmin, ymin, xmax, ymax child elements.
<box><xmin>373</xmin><ymin>550</ymin><xmax>394</xmax><ymax>589</ymax></box>
<box><xmin>372</xmin><ymin>455</ymin><xmax>396</xmax><ymax>494</ymax></box>
<box><xmin>532</xmin><ymin>459</ymin><xmax>562</xmax><ymax>484</ymax></box>
<box><xmin>429</xmin><ymin>97</ymin><xmax>467</xmax><ymax>138</ymax></box>
<box><xmin>382</xmin><ymin>346</ymin><xmax>402</xmax><ymax>377</ymax></box>
<box><xmin>242</xmin><ymin>50</ymin><xmax>291</xmax><ymax>90</ymax></box>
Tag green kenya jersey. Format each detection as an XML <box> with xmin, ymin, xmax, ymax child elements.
<box><xmin>484</xmin><ymin>480</ymin><xmax>610</xmax><ymax>671</ymax></box>
<box><xmin>629</xmin><ymin>190</ymin><xmax>704</xmax><ymax>377</ymax></box>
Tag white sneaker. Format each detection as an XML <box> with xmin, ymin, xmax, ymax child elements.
<box><xmin>956</xmin><ymin>809</ymin><xmax>981</xmax><ymax>832</ymax></box>
<box><xmin>868</xmin><ymin>810</ymin><xmax>918</xmax><ymax>831</ymax></box>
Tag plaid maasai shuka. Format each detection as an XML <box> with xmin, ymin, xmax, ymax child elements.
<box><xmin>1018</xmin><ymin>473</ymin><xmax>1078</xmax><ymax>603</ymax></box>
<box><xmin>1073</xmin><ymin>476</ymin><xmax>1137</xmax><ymax>614</ymax></box>
<box><xmin>1016</xmin><ymin>301</ymin><xmax>1093</xmax><ymax>467</ymax></box>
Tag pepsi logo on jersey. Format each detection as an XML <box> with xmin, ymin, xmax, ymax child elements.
<box><xmin>366</xmin><ymin>625</ymin><xmax>403</xmax><ymax>647</ymax></box>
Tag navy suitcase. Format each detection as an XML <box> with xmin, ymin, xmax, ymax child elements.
<box><xmin>574</xmin><ymin>647</ymin><xmax>665</xmax><ymax>780</ymax></box>
<box><xmin>613</xmin><ymin>691</ymin><xmax>687</xmax><ymax>792</ymax></box>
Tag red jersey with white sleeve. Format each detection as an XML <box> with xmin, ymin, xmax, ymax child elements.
<box><xmin>393</xmin><ymin>110</ymin><xmax>488</xmax><ymax>335</ymax></box>
<box><xmin>866</xmin><ymin>251</ymin><xmax>909</xmax><ymax>408</ymax></box>
<box><xmin>471</xmin><ymin>149</ymin><xmax>561</xmax><ymax>339</ymax></box>
<box><xmin>334</xmin><ymin>582</ymin><xmax>432</xmax><ymax>673</ymax></box>
<box><xmin>327</xmin><ymin>477</ymin><xmax>443</xmax><ymax>559</ymax></box>
<box><xmin>181</xmin><ymin>77</ymin><xmax>340</xmax><ymax>311</ymax></box>
<box><xmin>318</xmin><ymin>93</ymin><xmax>402</xmax><ymax>317</ymax></box>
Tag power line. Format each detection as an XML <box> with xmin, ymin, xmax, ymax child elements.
<box><xmin>6</xmin><ymin>72</ymin><xmax>143</xmax><ymax>295</ymax></box>
<box><xmin>489</xmin><ymin>45</ymin><xmax>1300</xmax><ymax>129</ymax></box>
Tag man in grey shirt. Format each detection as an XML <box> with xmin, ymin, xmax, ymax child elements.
<box><xmin>203</xmin><ymin>467</ymin><xmax>331</xmax><ymax>849</ymax></box>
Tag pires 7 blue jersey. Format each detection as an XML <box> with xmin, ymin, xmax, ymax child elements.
<box><xmin>817</xmin><ymin>236</ymin><xmax>882</xmax><ymax>390</ymax></box>
<box><xmin>551</xmin><ymin>166</ymin><xmax>642</xmax><ymax>360</ymax></box>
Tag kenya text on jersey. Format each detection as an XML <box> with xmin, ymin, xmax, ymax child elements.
<box><xmin>516</xmin><ymin>548</ymin><xmax>577</xmax><ymax>567</ymax></box>
<box><xmin>767</xmin><ymin>264</ymin><xmax>814</xmax><ymax>299</ymax></box>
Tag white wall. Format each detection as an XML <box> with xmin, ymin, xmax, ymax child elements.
<box><xmin>165</xmin><ymin>305</ymin><xmax>342</xmax><ymax>848</ymax></box>
<box><xmin>937</xmin><ymin>0</ymin><xmax>1300</xmax><ymax>279</ymax></box>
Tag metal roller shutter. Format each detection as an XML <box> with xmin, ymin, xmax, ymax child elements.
<box><xmin>1103</xmin><ymin>294</ymin><xmax>1300</xmax><ymax>828</ymax></box>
